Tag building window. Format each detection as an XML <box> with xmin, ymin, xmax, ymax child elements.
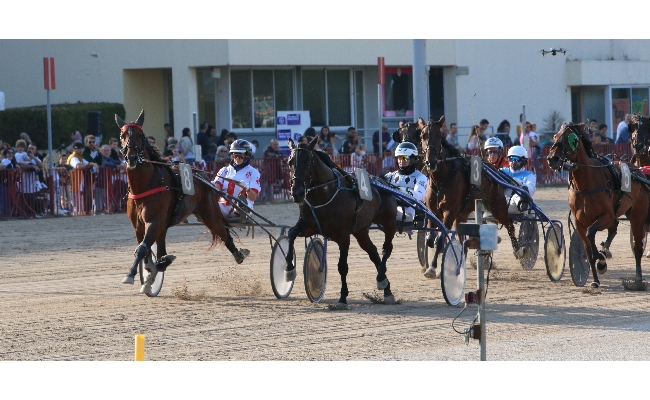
<box><xmin>302</xmin><ymin>69</ymin><xmax>352</xmax><ymax>127</ymax></box>
<box><xmin>231</xmin><ymin>69</ymin><xmax>295</xmax><ymax>130</ymax></box>
<box><xmin>612</xmin><ymin>87</ymin><xmax>649</xmax><ymax>128</ymax></box>
<box><xmin>383</xmin><ymin>67</ymin><xmax>413</xmax><ymax>118</ymax></box>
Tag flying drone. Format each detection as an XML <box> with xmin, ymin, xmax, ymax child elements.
<box><xmin>541</xmin><ymin>48</ymin><xmax>566</xmax><ymax>56</ymax></box>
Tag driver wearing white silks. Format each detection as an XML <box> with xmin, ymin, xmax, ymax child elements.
<box><xmin>500</xmin><ymin>145</ymin><xmax>536</xmax><ymax>214</ymax></box>
<box><xmin>383</xmin><ymin>142</ymin><xmax>428</xmax><ymax>222</ymax></box>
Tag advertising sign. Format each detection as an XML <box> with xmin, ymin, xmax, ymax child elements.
<box><xmin>276</xmin><ymin>111</ymin><xmax>311</xmax><ymax>155</ymax></box>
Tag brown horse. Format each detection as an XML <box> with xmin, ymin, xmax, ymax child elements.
<box><xmin>117</xmin><ymin>110</ymin><xmax>249</xmax><ymax>294</ymax></box>
<box><xmin>283</xmin><ymin>136</ymin><xmax>397</xmax><ymax>309</ymax></box>
<box><xmin>547</xmin><ymin>122</ymin><xmax>649</xmax><ymax>289</ymax></box>
<box><xmin>421</xmin><ymin>115</ymin><xmax>523</xmax><ymax>278</ymax></box>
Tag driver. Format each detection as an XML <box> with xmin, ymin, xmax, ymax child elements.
<box><xmin>484</xmin><ymin>137</ymin><xmax>508</xmax><ymax>168</ymax></box>
<box><xmin>383</xmin><ymin>142</ymin><xmax>428</xmax><ymax>223</ymax></box>
<box><xmin>213</xmin><ymin>139</ymin><xmax>261</xmax><ymax>220</ymax></box>
<box><xmin>500</xmin><ymin>145</ymin><xmax>536</xmax><ymax>214</ymax></box>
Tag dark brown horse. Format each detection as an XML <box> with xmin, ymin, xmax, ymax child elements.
<box><xmin>547</xmin><ymin>123</ymin><xmax>649</xmax><ymax>289</ymax></box>
<box><xmin>117</xmin><ymin>110</ymin><xmax>249</xmax><ymax>294</ymax></box>
<box><xmin>630</xmin><ymin>114</ymin><xmax>650</xmax><ymax>168</ymax></box>
<box><xmin>283</xmin><ymin>136</ymin><xmax>397</xmax><ymax>309</ymax></box>
<box><xmin>421</xmin><ymin>115</ymin><xmax>523</xmax><ymax>277</ymax></box>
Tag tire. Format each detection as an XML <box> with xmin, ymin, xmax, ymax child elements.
<box><xmin>544</xmin><ymin>222</ymin><xmax>565</xmax><ymax>282</ymax></box>
<box><xmin>441</xmin><ymin>239</ymin><xmax>465</xmax><ymax>306</ymax></box>
<box><xmin>138</xmin><ymin>243</ymin><xmax>164</xmax><ymax>297</ymax></box>
<box><xmin>569</xmin><ymin>230</ymin><xmax>590</xmax><ymax>287</ymax></box>
<box><xmin>270</xmin><ymin>235</ymin><xmax>296</xmax><ymax>299</ymax></box>
<box><xmin>518</xmin><ymin>220</ymin><xmax>539</xmax><ymax>270</ymax></box>
<box><xmin>303</xmin><ymin>237</ymin><xmax>327</xmax><ymax>303</ymax></box>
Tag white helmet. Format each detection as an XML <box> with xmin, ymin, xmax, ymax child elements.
<box><xmin>395</xmin><ymin>142</ymin><xmax>418</xmax><ymax>158</ymax></box>
<box><xmin>507</xmin><ymin>145</ymin><xmax>528</xmax><ymax>159</ymax></box>
<box><xmin>484</xmin><ymin>137</ymin><xmax>504</xmax><ymax>149</ymax></box>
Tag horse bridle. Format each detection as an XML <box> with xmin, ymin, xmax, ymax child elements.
<box><xmin>121</xmin><ymin>123</ymin><xmax>147</xmax><ymax>165</ymax></box>
<box><xmin>548</xmin><ymin>124</ymin><xmax>580</xmax><ymax>171</ymax></box>
<box><xmin>422</xmin><ymin>122</ymin><xmax>443</xmax><ymax>173</ymax></box>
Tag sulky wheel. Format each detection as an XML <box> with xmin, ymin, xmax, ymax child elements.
<box><xmin>569</xmin><ymin>230</ymin><xmax>590</xmax><ymax>287</ymax></box>
<box><xmin>303</xmin><ymin>237</ymin><xmax>327</xmax><ymax>303</ymax></box>
<box><xmin>270</xmin><ymin>235</ymin><xmax>296</xmax><ymax>299</ymax></box>
<box><xmin>417</xmin><ymin>230</ymin><xmax>428</xmax><ymax>270</ymax></box>
<box><xmin>544</xmin><ymin>222</ymin><xmax>566</xmax><ymax>282</ymax></box>
<box><xmin>440</xmin><ymin>238</ymin><xmax>465</xmax><ymax>306</ymax></box>
<box><xmin>139</xmin><ymin>243</ymin><xmax>164</xmax><ymax>297</ymax></box>
<box><xmin>518</xmin><ymin>220</ymin><xmax>539</xmax><ymax>270</ymax></box>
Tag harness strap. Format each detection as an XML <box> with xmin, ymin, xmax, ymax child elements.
<box><xmin>128</xmin><ymin>186</ymin><xmax>169</xmax><ymax>199</ymax></box>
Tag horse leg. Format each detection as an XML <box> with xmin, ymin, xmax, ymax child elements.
<box><xmin>284</xmin><ymin>221</ymin><xmax>307</xmax><ymax>282</ymax></box>
<box><xmin>335</xmin><ymin>236</ymin><xmax>351</xmax><ymax>310</ymax></box>
<box><xmin>152</xmin><ymin>232</ymin><xmax>176</xmax><ymax>272</ymax></box>
<box><xmin>631</xmin><ymin>218</ymin><xmax>645</xmax><ymax>283</ymax></box>
<box><xmin>136</xmin><ymin>222</ymin><xmax>169</xmax><ymax>294</ymax></box>
<box><xmin>224</xmin><ymin>228</ymin><xmax>250</xmax><ymax>264</ymax></box>
<box><xmin>586</xmin><ymin>215</ymin><xmax>614</xmax><ymax>278</ymax></box>
<box><xmin>599</xmin><ymin>220</ymin><xmax>618</xmax><ymax>259</ymax></box>
<box><xmin>201</xmin><ymin>212</ymin><xmax>250</xmax><ymax>264</ymax></box>
<box><xmin>425</xmin><ymin>211</ymin><xmax>456</xmax><ymax>279</ymax></box>
<box><xmin>353</xmin><ymin>229</ymin><xmax>396</xmax><ymax>304</ymax></box>
<box><xmin>575</xmin><ymin>221</ymin><xmax>600</xmax><ymax>288</ymax></box>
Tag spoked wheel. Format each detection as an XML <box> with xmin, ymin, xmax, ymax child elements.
<box><xmin>569</xmin><ymin>230</ymin><xmax>590</xmax><ymax>287</ymax></box>
<box><xmin>139</xmin><ymin>243</ymin><xmax>164</xmax><ymax>297</ymax></box>
<box><xmin>303</xmin><ymin>237</ymin><xmax>327</xmax><ymax>303</ymax></box>
<box><xmin>417</xmin><ymin>230</ymin><xmax>428</xmax><ymax>270</ymax></box>
<box><xmin>270</xmin><ymin>235</ymin><xmax>296</xmax><ymax>299</ymax></box>
<box><xmin>629</xmin><ymin>224</ymin><xmax>648</xmax><ymax>253</ymax></box>
<box><xmin>441</xmin><ymin>238</ymin><xmax>465</xmax><ymax>306</ymax></box>
<box><xmin>544</xmin><ymin>222</ymin><xmax>565</xmax><ymax>282</ymax></box>
<box><xmin>518</xmin><ymin>220</ymin><xmax>539</xmax><ymax>270</ymax></box>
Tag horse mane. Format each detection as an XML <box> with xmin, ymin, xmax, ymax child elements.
<box><xmin>143</xmin><ymin>140</ymin><xmax>165</xmax><ymax>163</ymax></box>
<box><xmin>441</xmin><ymin>135</ymin><xmax>461</xmax><ymax>157</ymax></box>
<box><xmin>311</xmin><ymin>147</ymin><xmax>340</xmax><ymax>170</ymax></box>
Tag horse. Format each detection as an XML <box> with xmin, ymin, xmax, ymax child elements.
<box><xmin>630</xmin><ymin>114</ymin><xmax>650</xmax><ymax>168</ymax></box>
<box><xmin>116</xmin><ymin>109</ymin><xmax>249</xmax><ymax>294</ymax></box>
<box><xmin>420</xmin><ymin>115</ymin><xmax>524</xmax><ymax>277</ymax></box>
<box><xmin>283</xmin><ymin>136</ymin><xmax>398</xmax><ymax>309</ymax></box>
<box><xmin>547</xmin><ymin>122</ymin><xmax>650</xmax><ymax>289</ymax></box>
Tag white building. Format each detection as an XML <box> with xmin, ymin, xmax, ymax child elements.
<box><xmin>1</xmin><ymin>39</ymin><xmax>649</xmax><ymax>151</ymax></box>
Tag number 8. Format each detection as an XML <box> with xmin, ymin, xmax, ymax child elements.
<box><xmin>183</xmin><ymin>168</ymin><xmax>192</xmax><ymax>189</ymax></box>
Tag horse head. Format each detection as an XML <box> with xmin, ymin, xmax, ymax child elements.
<box><xmin>547</xmin><ymin>123</ymin><xmax>588</xmax><ymax>171</ymax></box>
<box><xmin>115</xmin><ymin>110</ymin><xmax>148</xmax><ymax>169</ymax></box>
<box><xmin>288</xmin><ymin>136</ymin><xmax>318</xmax><ymax>204</ymax></box>
<box><xmin>421</xmin><ymin>115</ymin><xmax>446</xmax><ymax>173</ymax></box>
<box><xmin>630</xmin><ymin>114</ymin><xmax>650</xmax><ymax>161</ymax></box>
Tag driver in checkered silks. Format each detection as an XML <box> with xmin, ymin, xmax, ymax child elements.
<box><xmin>212</xmin><ymin>139</ymin><xmax>261</xmax><ymax>220</ymax></box>
<box><xmin>382</xmin><ymin>142</ymin><xmax>428</xmax><ymax>223</ymax></box>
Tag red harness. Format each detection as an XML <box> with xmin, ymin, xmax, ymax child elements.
<box><xmin>128</xmin><ymin>186</ymin><xmax>168</xmax><ymax>199</ymax></box>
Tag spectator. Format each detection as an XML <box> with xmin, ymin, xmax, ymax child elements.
<box><xmin>381</xmin><ymin>149</ymin><xmax>396</xmax><ymax>173</ymax></box>
<box><xmin>446</xmin><ymin>123</ymin><xmax>460</xmax><ymax>150</ymax></box>
<box><xmin>54</xmin><ymin>152</ymin><xmax>73</xmax><ymax>214</ymax></box>
<box><xmin>216</xmin><ymin>129</ymin><xmax>229</xmax><ymax>148</ymax></box>
<box><xmin>169</xmin><ymin>144</ymin><xmax>184</xmax><ymax>163</ymax></box>
<box><xmin>164</xmin><ymin>123</ymin><xmax>174</xmax><ymax>144</ymax></box>
<box><xmin>215</xmin><ymin>145</ymin><xmax>230</xmax><ymax>163</ymax></box>
<box><xmin>27</xmin><ymin>143</ymin><xmax>47</xmax><ymax>188</ymax></box>
<box><xmin>0</xmin><ymin>148</ymin><xmax>17</xmax><ymax>216</ymax></box>
<box><xmin>341</xmin><ymin>127</ymin><xmax>361</xmax><ymax>155</ymax></box>
<box><xmin>161</xmin><ymin>149</ymin><xmax>173</xmax><ymax>162</ymax></box>
<box><xmin>108</xmin><ymin>137</ymin><xmax>122</xmax><ymax>161</ymax></box>
<box><xmin>591</xmin><ymin>123</ymin><xmax>611</xmax><ymax>144</ymax></box>
<box><xmin>260</xmin><ymin>139</ymin><xmax>285</xmax><ymax>201</ymax></box>
<box><xmin>208</xmin><ymin>126</ymin><xmax>220</xmax><ymax>148</ymax></box>
<box><xmin>203</xmin><ymin>143</ymin><xmax>219</xmax><ymax>162</ymax></box>
<box><xmin>616</xmin><ymin>113</ymin><xmax>632</xmax><ymax>145</ymax></box>
<box><xmin>480</xmin><ymin>119</ymin><xmax>490</xmax><ymax>137</ymax></box>
<box><xmin>66</xmin><ymin>131</ymin><xmax>83</xmax><ymax>153</ymax></box>
<box><xmin>82</xmin><ymin>135</ymin><xmax>102</xmax><ymax>166</ymax></box>
<box><xmin>19</xmin><ymin>132</ymin><xmax>32</xmax><ymax>148</ymax></box>
<box><xmin>466</xmin><ymin>125</ymin><xmax>482</xmax><ymax>151</ymax></box>
<box><xmin>373</xmin><ymin>123</ymin><xmax>391</xmax><ymax>154</ymax></box>
<box><xmin>179</xmin><ymin>127</ymin><xmax>195</xmax><ymax>163</ymax></box>
<box><xmin>224</xmin><ymin>132</ymin><xmax>238</xmax><ymax>149</ymax></box>
<box><xmin>304</xmin><ymin>127</ymin><xmax>316</xmax><ymax>140</ymax></box>
<box><xmin>68</xmin><ymin>141</ymin><xmax>98</xmax><ymax>214</ymax></box>
<box><xmin>197</xmin><ymin>121</ymin><xmax>211</xmax><ymax>160</ymax></box>
<box><xmin>316</xmin><ymin>125</ymin><xmax>339</xmax><ymax>155</ymax></box>
<box><xmin>96</xmin><ymin>144</ymin><xmax>125</xmax><ymax>214</ymax></box>
<box><xmin>15</xmin><ymin>139</ymin><xmax>46</xmax><ymax>191</ymax></box>
<box><xmin>0</xmin><ymin>148</ymin><xmax>14</xmax><ymax>169</ymax></box>
<box><xmin>495</xmin><ymin>120</ymin><xmax>513</xmax><ymax>148</ymax></box>
<box><xmin>587</xmin><ymin>119</ymin><xmax>599</xmax><ymax>137</ymax></box>
<box><xmin>351</xmin><ymin>145</ymin><xmax>367</xmax><ymax>170</ymax></box>
<box><xmin>298</xmin><ymin>136</ymin><xmax>310</xmax><ymax>145</ymax></box>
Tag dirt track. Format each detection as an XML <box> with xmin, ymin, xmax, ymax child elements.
<box><xmin>1</xmin><ymin>186</ymin><xmax>650</xmax><ymax>361</ymax></box>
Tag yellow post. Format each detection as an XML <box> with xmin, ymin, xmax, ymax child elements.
<box><xmin>135</xmin><ymin>334</ymin><xmax>145</xmax><ymax>361</ymax></box>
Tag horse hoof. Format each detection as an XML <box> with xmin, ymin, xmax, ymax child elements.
<box><xmin>597</xmin><ymin>260</ymin><xmax>607</xmax><ymax>274</ymax></box>
<box><xmin>423</xmin><ymin>267</ymin><xmax>437</xmax><ymax>279</ymax></box>
<box><xmin>591</xmin><ymin>282</ymin><xmax>600</xmax><ymax>289</ymax></box>
<box><xmin>377</xmin><ymin>278</ymin><xmax>389</xmax><ymax>290</ymax></box>
<box><xmin>645</xmin><ymin>250</ymin><xmax>650</xmax><ymax>258</ymax></box>
<box><xmin>426</xmin><ymin>233</ymin><xmax>435</xmax><ymax>248</ymax></box>
<box><xmin>514</xmin><ymin>247</ymin><xmax>525</xmax><ymax>259</ymax></box>
<box><xmin>234</xmin><ymin>249</ymin><xmax>249</xmax><ymax>264</ymax></box>
<box><xmin>140</xmin><ymin>283</ymin><xmax>152</xmax><ymax>294</ymax></box>
<box><xmin>600</xmin><ymin>249</ymin><xmax>612</xmax><ymax>259</ymax></box>
<box><xmin>285</xmin><ymin>268</ymin><xmax>296</xmax><ymax>282</ymax></box>
<box><xmin>121</xmin><ymin>276</ymin><xmax>134</xmax><ymax>285</ymax></box>
<box><xmin>384</xmin><ymin>295</ymin><xmax>396</xmax><ymax>305</ymax></box>
<box><xmin>335</xmin><ymin>302</ymin><xmax>349</xmax><ymax>310</ymax></box>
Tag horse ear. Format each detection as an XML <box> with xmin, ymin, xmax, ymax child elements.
<box><xmin>577</xmin><ymin>123</ymin><xmax>586</xmax><ymax>133</ymax></box>
<box><xmin>288</xmin><ymin>139</ymin><xmax>295</xmax><ymax>149</ymax></box>
<box><xmin>439</xmin><ymin>115</ymin><xmax>445</xmax><ymax>125</ymax></box>
<box><xmin>392</xmin><ymin>130</ymin><xmax>401</xmax><ymax>143</ymax></box>
<box><xmin>135</xmin><ymin>109</ymin><xmax>145</xmax><ymax>127</ymax></box>
<box><xmin>115</xmin><ymin>115</ymin><xmax>126</xmax><ymax>129</ymax></box>
<box><xmin>308</xmin><ymin>135</ymin><xmax>318</xmax><ymax>150</ymax></box>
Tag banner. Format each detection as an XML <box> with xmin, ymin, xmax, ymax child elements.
<box><xmin>276</xmin><ymin>111</ymin><xmax>311</xmax><ymax>155</ymax></box>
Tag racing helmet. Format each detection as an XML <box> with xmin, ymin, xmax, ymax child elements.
<box><xmin>484</xmin><ymin>137</ymin><xmax>504</xmax><ymax>150</ymax></box>
<box><xmin>230</xmin><ymin>139</ymin><xmax>253</xmax><ymax>157</ymax></box>
<box><xmin>507</xmin><ymin>145</ymin><xmax>528</xmax><ymax>159</ymax></box>
<box><xmin>395</xmin><ymin>142</ymin><xmax>418</xmax><ymax>159</ymax></box>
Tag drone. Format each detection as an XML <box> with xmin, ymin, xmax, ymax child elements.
<box><xmin>541</xmin><ymin>48</ymin><xmax>566</xmax><ymax>57</ymax></box>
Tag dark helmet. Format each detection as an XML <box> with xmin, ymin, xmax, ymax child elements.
<box><xmin>230</xmin><ymin>139</ymin><xmax>253</xmax><ymax>157</ymax></box>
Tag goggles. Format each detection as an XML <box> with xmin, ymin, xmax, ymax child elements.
<box><xmin>231</xmin><ymin>153</ymin><xmax>245</xmax><ymax>159</ymax></box>
<box><xmin>508</xmin><ymin>156</ymin><xmax>522</xmax><ymax>163</ymax></box>
<box><xmin>487</xmin><ymin>149</ymin><xmax>500</xmax><ymax>155</ymax></box>
<box><xmin>396</xmin><ymin>155</ymin><xmax>410</xmax><ymax>161</ymax></box>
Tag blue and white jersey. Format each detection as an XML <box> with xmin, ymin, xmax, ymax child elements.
<box><xmin>500</xmin><ymin>167</ymin><xmax>536</xmax><ymax>213</ymax></box>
